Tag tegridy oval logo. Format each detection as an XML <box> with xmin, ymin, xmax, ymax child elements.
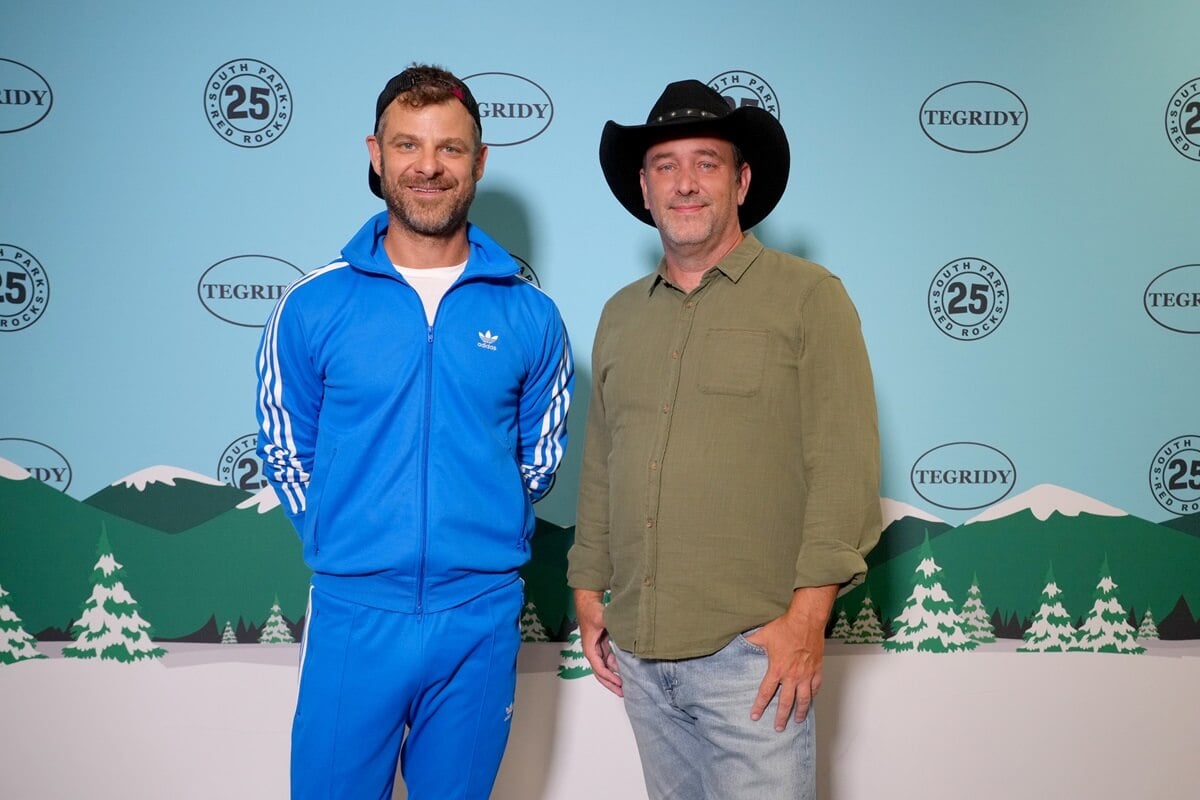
<box><xmin>920</xmin><ymin>81</ymin><xmax>1027</xmax><ymax>153</ymax></box>
<box><xmin>462</xmin><ymin>72</ymin><xmax>553</xmax><ymax>147</ymax></box>
<box><xmin>198</xmin><ymin>255</ymin><xmax>304</xmax><ymax>327</ymax></box>
<box><xmin>911</xmin><ymin>441</ymin><xmax>1016</xmax><ymax>511</ymax></box>
<box><xmin>0</xmin><ymin>59</ymin><xmax>53</xmax><ymax>133</ymax></box>
<box><xmin>1144</xmin><ymin>264</ymin><xmax>1200</xmax><ymax>334</ymax></box>
<box><xmin>0</xmin><ymin>437</ymin><xmax>72</xmax><ymax>492</ymax></box>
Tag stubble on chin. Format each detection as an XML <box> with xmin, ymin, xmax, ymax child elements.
<box><xmin>379</xmin><ymin>168</ymin><xmax>477</xmax><ymax>238</ymax></box>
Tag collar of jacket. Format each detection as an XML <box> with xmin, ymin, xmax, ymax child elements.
<box><xmin>340</xmin><ymin>210</ymin><xmax>520</xmax><ymax>280</ymax></box>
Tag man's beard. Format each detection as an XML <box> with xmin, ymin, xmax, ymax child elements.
<box><xmin>380</xmin><ymin>168</ymin><xmax>476</xmax><ymax>238</ymax></box>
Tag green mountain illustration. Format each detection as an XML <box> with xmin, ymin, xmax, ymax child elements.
<box><xmin>873</xmin><ymin>498</ymin><xmax>953</xmax><ymax>565</ymax></box>
<box><xmin>1159</xmin><ymin>510</ymin><xmax>1200</xmax><ymax>539</ymax></box>
<box><xmin>84</xmin><ymin>466</ymin><xmax>252</xmax><ymax>533</ymax></box>
<box><xmin>0</xmin><ymin>459</ymin><xmax>578</xmax><ymax>643</ymax></box>
<box><xmin>520</xmin><ymin>518</ymin><xmax>575</xmax><ymax>639</ymax></box>
<box><xmin>0</xmin><ymin>462</ymin><xmax>311</xmax><ymax>640</ymax></box>
<box><xmin>844</xmin><ymin>484</ymin><xmax>1200</xmax><ymax>638</ymax></box>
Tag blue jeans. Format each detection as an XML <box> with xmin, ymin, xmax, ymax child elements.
<box><xmin>613</xmin><ymin>633</ymin><xmax>816</xmax><ymax>800</ymax></box>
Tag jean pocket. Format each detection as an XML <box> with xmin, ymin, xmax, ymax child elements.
<box><xmin>734</xmin><ymin>626</ymin><xmax>767</xmax><ymax>655</ymax></box>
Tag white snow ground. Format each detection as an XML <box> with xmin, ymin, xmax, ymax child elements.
<box><xmin>1</xmin><ymin>641</ymin><xmax>1196</xmax><ymax>800</ymax></box>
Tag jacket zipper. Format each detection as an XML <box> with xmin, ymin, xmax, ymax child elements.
<box><xmin>417</xmin><ymin>322</ymin><xmax>433</xmax><ymax>614</ymax></box>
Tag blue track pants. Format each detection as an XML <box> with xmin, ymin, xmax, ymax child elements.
<box><xmin>290</xmin><ymin>579</ymin><xmax>523</xmax><ymax>799</ymax></box>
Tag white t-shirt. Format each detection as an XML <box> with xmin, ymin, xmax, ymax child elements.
<box><xmin>394</xmin><ymin>262</ymin><xmax>466</xmax><ymax>325</ymax></box>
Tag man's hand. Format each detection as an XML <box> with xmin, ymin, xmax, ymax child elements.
<box><xmin>744</xmin><ymin>585</ymin><xmax>838</xmax><ymax>731</ymax></box>
<box><xmin>573</xmin><ymin>588</ymin><xmax>623</xmax><ymax>696</ymax></box>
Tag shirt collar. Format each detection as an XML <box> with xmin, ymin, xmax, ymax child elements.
<box><xmin>648</xmin><ymin>232</ymin><xmax>765</xmax><ymax>295</ymax></box>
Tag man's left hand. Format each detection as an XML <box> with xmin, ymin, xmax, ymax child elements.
<box><xmin>744</xmin><ymin>585</ymin><xmax>838</xmax><ymax>732</ymax></box>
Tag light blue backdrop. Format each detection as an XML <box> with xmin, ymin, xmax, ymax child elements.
<box><xmin>3</xmin><ymin>0</ymin><xmax>1197</xmax><ymax>528</ymax></box>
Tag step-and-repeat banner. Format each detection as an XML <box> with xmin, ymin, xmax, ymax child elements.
<box><xmin>2</xmin><ymin>2</ymin><xmax>1197</xmax><ymax>798</ymax></box>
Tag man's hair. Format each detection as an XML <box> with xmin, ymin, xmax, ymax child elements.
<box><xmin>377</xmin><ymin>63</ymin><xmax>483</xmax><ymax>151</ymax></box>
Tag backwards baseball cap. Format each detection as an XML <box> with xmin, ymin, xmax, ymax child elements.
<box><xmin>368</xmin><ymin>65</ymin><xmax>483</xmax><ymax>198</ymax></box>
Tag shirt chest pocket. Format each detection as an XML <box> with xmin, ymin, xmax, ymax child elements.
<box><xmin>695</xmin><ymin>328</ymin><xmax>769</xmax><ymax>397</ymax></box>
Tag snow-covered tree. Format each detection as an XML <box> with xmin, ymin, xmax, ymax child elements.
<box><xmin>883</xmin><ymin>537</ymin><xmax>975</xmax><ymax>653</ymax></box>
<box><xmin>520</xmin><ymin>601</ymin><xmax>550</xmax><ymax>642</ymax></box>
<box><xmin>220</xmin><ymin>620</ymin><xmax>238</xmax><ymax>644</ymax></box>
<box><xmin>828</xmin><ymin>609</ymin><xmax>852</xmax><ymax>640</ymax></box>
<box><xmin>557</xmin><ymin>626</ymin><xmax>591</xmax><ymax>679</ymax></box>
<box><xmin>0</xmin><ymin>583</ymin><xmax>45</xmax><ymax>665</ymax></box>
<box><xmin>845</xmin><ymin>596</ymin><xmax>885</xmax><ymax>644</ymax></box>
<box><xmin>1136</xmin><ymin>609</ymin><xmax>1159</xmax><ymax>641</ymax></box>
<box><xmin>959</xmin><ymin>575</ymin><xmax>997</xmax><ymax>644</ymax></box>
<box><xmin>1071</xmin><ymin>559</ymin><xmax>1144</xmax><ymax>655</ymax></box>
<box><xmin>258</xmin><ymin>597</ymin><xmax>295</xmax><ymax>644</ymax></box>
<box><xmin>1018</xmin><ymin>565</ymin><xmax>1077</xmax><ymax>653</ymax></box>
<box><xmin>62</xmin><ymin>528</ymin><xmax>166</xmax><ymax>662</ymax></box>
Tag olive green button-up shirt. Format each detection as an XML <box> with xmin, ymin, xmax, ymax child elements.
<box><xmin>568</xmin><ymin>234</ymin><xmax>882</xmax><ymax>660</ymax></box>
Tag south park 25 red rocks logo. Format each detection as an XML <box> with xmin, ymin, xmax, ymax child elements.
<box><xmin>0</xmin><ymin>244</ymin><xmax>49</xmax><ymax>332</ymax></box>
<box><xmin>205</xmin><ymin>59</ymin><xmax>292</xmax><ymax>148</ymax></box>
<box><xmin>1165</xmin><ymin>77</ymin><xmax>1200</xmax><ymax>161</ymax></box>
<box><xmin>708</xmin><ymin>70</ymin><xmax>780</xmax><ymax>119</ymax></box>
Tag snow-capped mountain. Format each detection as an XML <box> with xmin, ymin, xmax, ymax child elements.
<box><xmin>236</xmin><ymin>487</ymin><xmax>281</xmax><ymax>514</ymax></box>
<box><xmin>880</xmin><ymin>497</ymin><xmax>945</xmax><ymax>529</ymax></box>
<box><xmin>0</xmin><ymin>456</ymin><xmax>31</xmax><ymax>481</ymax></box>
<box><xmin>86</xmin><ymin>465</ymin><xmax>253</xmax><ymax>534</ymax></box>
<box><xmin>112</xmin><ymin>465</ymin><xmax>226</xmax><ymax>492</ymax></box>
<box><xmin>964</xmin><ymin>483</ymin><xmax>1128</xmax><ymax>525</ymax></box>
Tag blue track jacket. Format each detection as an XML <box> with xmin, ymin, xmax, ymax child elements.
<box><xmin>256</xmin><ymin>211</ymin><xmax>573</xmax><ymax>613</ymax></box>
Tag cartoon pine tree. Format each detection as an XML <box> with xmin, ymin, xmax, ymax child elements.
<box><xmin>883</xmin><ymin>536</ymin><xmax>976</xmax><ymax>653</ymax></box>
<box><xmin>828</xmin><ymin>608</ymin><xmax>852</xmax><ymax>640</ymax></box>
<box><xmin>258</xmin><ymin>596</ymin><xmax>295</xmax><ymax>644</ymax></box>
<box><xmin>845</xmin><ymin>596</ymin><xmax>885</xmax><ymax>644</ymax></box>
<box><xmin>62</xmin><ymin>527</ymin><xmax>166</xmax><ymax>662</ymax></box>
<box><xmin>1136</xmin><ymin>609</ymin><xmax>1159</xmax><ymax>641</ymax></box>
<box><xmin>520</xmin><ymin>600</ymin><xmax>550</xmax><ymax>643</ymax></box>
<box><xmin>1018</xmin><ymin>565</ymin><xmax>1077</xmax><ymax>653</ymax></box>
<box><xmin>220</xmin><ymin>620</ymin><xmax>238</xmax><ymax>644</ymax></box>
<box><xmin>557</xmin><ymin>626</ymin><xmax>592</xmax><ymax>679</ymax></box>
<box><xmin>959</xmin><ymin>574</ymin><xmax>997</xmax><ymax>644</ymax></box>
<box><xmin>0</xmin><ymin>583</ymin><xmax>46</xmax><ymax>665</ymax></box>
<box><xmin>1071</xmin><ymin>558</ymin><xmax>1144</xmax><ymax>655</ymax></box>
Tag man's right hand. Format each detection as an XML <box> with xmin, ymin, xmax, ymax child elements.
<box><xmin>573</xmin><ymin>588</ymin><xmax>623</xmax><ymax>696</ymax></box>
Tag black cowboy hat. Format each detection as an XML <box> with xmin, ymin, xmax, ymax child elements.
<box><xmin>598</xmin><ymin>79</ymin><xmax>790</xmax><ymax>229</ymax></box>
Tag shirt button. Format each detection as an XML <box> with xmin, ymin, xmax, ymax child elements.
<box><xmin>661</xmin><ymin>404</ymin><xmax>670</xmax><ymax>413</ymax></box>
<box><xmin>643</xmin><ymin>577</ymin><xmax>653</xmax><ymax>587</ymax></box>
<box><xmin>670</xmin><ymin>351</ymin><xmax>680</xmax><ymax>359</ymax></box>
<box><xmin>650</xmin><ymin>460</ymin><xmax>658</xmax><ymax>470</ymax></box>
<box><xmin>645</xmin><ymin>518</ymin><xmax>654</xmax><ymax>528</ymax></box>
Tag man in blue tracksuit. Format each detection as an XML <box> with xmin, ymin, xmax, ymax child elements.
<box><xmin>255</xmin><ymin>64</ymin><xmax>574</xmax><ymax>800</ymax></box>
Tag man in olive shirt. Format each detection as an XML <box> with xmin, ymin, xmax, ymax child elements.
<box><xmin>567</xmin><ymin>79</ymin><xmax>881</xmax><ymax>799</ymax></box>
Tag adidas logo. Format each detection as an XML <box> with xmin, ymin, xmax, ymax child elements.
<box><xmin>477</xmin><ymin>330</ymin><xmax>499</xmax><ymax>351</ymax></box>
<box><xmin>504</xmin><ymin>702</ymin><xmax>514</xmax><ymax>722</ymax></box>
